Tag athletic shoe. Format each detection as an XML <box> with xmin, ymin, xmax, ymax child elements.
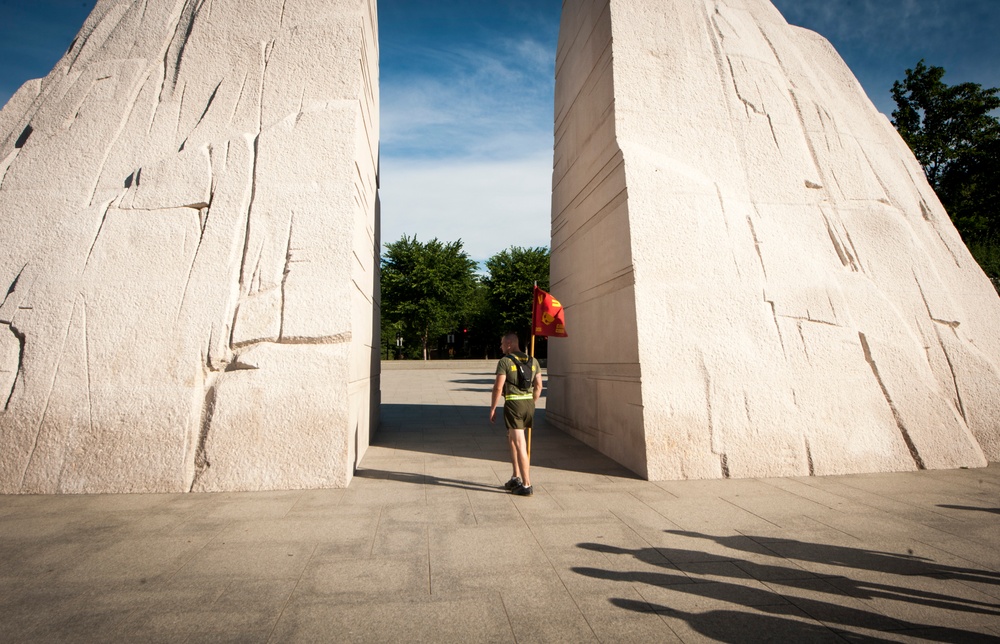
<box><xmin>504</xmin><ymin>476</ymin><xmax>523</xmax><ymax>491</ymax></box>
<box><xmin>512</xmin><ymin>484</ymin><xmax>533</xmax><ymax>496</ymax></box>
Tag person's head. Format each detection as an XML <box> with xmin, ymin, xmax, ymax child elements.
<box><xmin>500</xmin><ymin>332</ymin><xmax>520</xmax><ymax>355</ymax></box>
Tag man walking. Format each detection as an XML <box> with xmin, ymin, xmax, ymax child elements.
<box><xmin>489</xmin><ymin>332</ymin><xmax>542</xmax><ymax>496</ymax></box>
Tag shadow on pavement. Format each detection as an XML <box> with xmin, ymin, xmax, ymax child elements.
<box><xmin>375</xmin><ymin>403</ymin><xmax>640</xmax><ymax>480</ymax></box>
<box><xmin>664</xmin><ymin>530</ymin><xmax>1000</xmax><ymax>586</ymax></box>
<box><xmin>573</xmin><ymin>531</ymin><xmax>1000</xmax><ymax>642</ymax></box>
<box><xmin>937</xmin><ymin>504</ymin><xmax>1000</xmax><ymax>516</ymax></box>
<box><xmin>354</xmin><ymin>468</ymin><xmax>507</xmax><ymax>494</ymax></box>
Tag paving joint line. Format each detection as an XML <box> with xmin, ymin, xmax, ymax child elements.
<box><xmin>264</xmin><ymin>542</ymin><xmax>319</xmax><ymax>644</ymax></box>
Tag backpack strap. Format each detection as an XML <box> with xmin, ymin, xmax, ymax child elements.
<box><xmin>505</xmin><ymin>352</ymin><xmax>533</xmax><ymax>392</ymax></box>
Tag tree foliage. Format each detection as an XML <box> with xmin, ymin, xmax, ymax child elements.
<box><xmin>482</xmin><ymin>246</ymin><xmax>551</xmax><ymax>344</ymax></box>
<box><xmin>891</xmin><ymin>60</ymin><xmax>1000</xmax><ymax>274</ymax></box>
<box><xmin>379</xmin><ymin>240</ymin><xmax>552</xmax><ymax>359</ymax></box>
<box><xmin>380</xmin><ymin>235</ymin><xmax>477</xmax><ymax>360</ymax></box>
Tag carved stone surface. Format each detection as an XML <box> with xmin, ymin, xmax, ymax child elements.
<box><xmin>0</xmin><ymin>0</ymin><xmax>380</xmax><ymax>493</ymax></box>
<box><xmin>548</xmin><ymin>0</ymin><xmax>1000</xmax><ymax>479</ymax></box>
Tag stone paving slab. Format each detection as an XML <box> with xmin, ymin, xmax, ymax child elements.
<box><xmin>1</xmin><ymin>360</ymin><xmax>999</xmax><ymax>642</ymax></box>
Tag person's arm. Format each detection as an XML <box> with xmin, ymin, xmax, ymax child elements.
<box><xmin>489</xmin><ymin>373</ymin><xmax>506</xmax><ymax>423</ymax></box>
<box><xmin>532</xmin><ymin>369</ymin><xmax>543</xmax><ymax>402</ymax></box>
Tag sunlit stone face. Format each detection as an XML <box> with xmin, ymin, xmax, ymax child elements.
<box><xmin>547</xmin><ymin>0</ymin><xmax>1000</xmax><ymax>480</ymax></box>
<box><xmin>2</xmin><ymin>0</ymin><xmax>999</xmax><ymax>493</ymax></box>
<box><xmin>0</xmin><ymin>0</ymin><xmax>380</xmax><ymax>493</ymax></box>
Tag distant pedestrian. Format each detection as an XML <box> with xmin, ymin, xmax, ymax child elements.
<box><xmin>489</xmin><ymin>332</ymin><xmax>542</xmax><ymax>496</ymax></box>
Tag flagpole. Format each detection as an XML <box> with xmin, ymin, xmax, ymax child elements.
<box><xmin>530</xmin><ymin>280</ymin><xmax>538</xmax><ymax>360</ymax></box>
<box><xmin>528</xmin><ymin>282</ymin><xmax>537</xmax><ymax>458</ymax></box>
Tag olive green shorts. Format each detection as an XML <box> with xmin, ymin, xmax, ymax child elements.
<box><xmin>503</xmin><ymin>399</ymin><xmax>535</xmax><ymax>430</ymax></box>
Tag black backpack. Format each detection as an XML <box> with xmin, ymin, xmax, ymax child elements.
<box><xmin>509</xmin><ymin>352</ymin><xmax>533</xmax><ymax>389</ymax></box>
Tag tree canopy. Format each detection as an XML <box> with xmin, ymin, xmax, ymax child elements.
<box><xmin>482</xmin><ymin>246</ymin><xmax>551</xmax><ymax>342</ymax></box>
<box><xmin>380</xmin><ymin>240</ymin><xmax>552</xmax><ymax>359</ymax></box>
<box><xmin>380</xmin><ymin>235</ymin><xmax>477</xmax><ymax>360</ymax></box>
<box><xmin>891</xmin><ymin>60</ymin><xmax>1000</xmax><ymax>278</ymax></box>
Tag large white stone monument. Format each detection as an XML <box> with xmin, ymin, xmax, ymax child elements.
<box><xmin>0</xmin><ymin>0</ymin><xmax>380</xmax><ymax>493</ymax></box>
<box><xmin>548</xmin><ymin>0</ymin><xmax>1000</xmax><ymax>479</ymax></box>
<box><xmin>4</xmin><ymin>0</ymin><xmax>997</xmax><ymax>493</ymax></box>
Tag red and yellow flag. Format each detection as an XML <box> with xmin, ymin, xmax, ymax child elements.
<box><xmin>532</xmin><ymin>286</ymin><xmax>568</xmax><ymax>337</ymax></box>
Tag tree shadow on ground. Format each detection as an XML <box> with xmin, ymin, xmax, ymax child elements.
<box><xmin>573</xmin><ymin>531</ymin><xmax>1000</xmax><ymax>643</ymax></box>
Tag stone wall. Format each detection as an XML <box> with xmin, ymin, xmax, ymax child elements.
<box><xmin>0</xmin><ymin>0</ymin><xmax>380</xmax><ymax>493</ymax></box>
<box><xmin>549</xmin><ymin>0</ymin><xmax>1000</xmax><ymax>479</ymax></box>
<box><xmin>546</xmin><ymin>1</ymin><xmax>648</xmax><ymax>477</ymax></box>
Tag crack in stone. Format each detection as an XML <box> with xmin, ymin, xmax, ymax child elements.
<box><xmin>2</xmin><ymin>264</ymin><xmax>27</xmax><ymax>308</ymax></box>
<box><xmin>935</xmin><ymin>328</ymin><xmax>968</xmax><ymax>425</ymax></box>
<box><xmin>84</xmin><ymin>201</ymin><xmax>115</xmax><ymax>269</ymax></box>
<box><xmin>180</xmin><ymin>78</ymin><xmax>222</xmax><ymax>151</ymax></box>
<box><xmin>278</xmin><ymin>213</ymin><xmax>295</xmax><ymax>341</ymax></box>
<box><xmin>189</xmin><ymin>379</ymin><xmax>217</xmax><ymax>491</ymax></box>
<box><xmin>232</xmin><ymin>331</ymin><xmax>352</xmax><ymax>351</ymax></box>
<box><xmin>2</xmin><ymin>323</ymin><xmax>25</xmax><ymax>411</ymax></box>
<box><xmin>822</xmin><ymin>212</ymin><xmax>858</xmax><ymax>272</ymax></box>
<box><xmin>746</xmin><ymin>215</ymin><xmax>766</xmax><ymax>278</ymax></box>
<box><xmin>767</xmin><ymin>299</ymin><xmax>787</xmax><ymax>359</ymax></box>
<box><xmin>859</xmin><ymin>332</ymin><xmax>926</xmax><ymax>470</ymax></box>
<box><xmin>913</xmin><ymin>271</ymin><xmax>961</xmax><ymax>328</ymax></box>
<box><xmin>18</xmin><ymin>301</ymin><xmax>79</xmax><ymax>488</ymax></box>
<box><xmin>88</xmin><ymin>67</ymin><xmax>156</xmax><ymax>207</ymax></box>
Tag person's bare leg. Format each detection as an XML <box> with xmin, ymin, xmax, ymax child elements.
<box><xmin>508</xmin><ymin>430</ymin><xmax>522</xmax><ymax>480</ymax></box>
<box><xmin>511</xmin><ymin>429</ymin><xmax>530</xmax><ymax>487</ymax></box>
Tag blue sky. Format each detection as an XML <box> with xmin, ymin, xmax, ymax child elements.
<box><xmin>2</xmin><ymin>0</ymin><xmax>999</xmax><ymax>263</ymax></box>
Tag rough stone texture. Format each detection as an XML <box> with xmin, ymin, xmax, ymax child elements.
<box><xmin>548</xmin><ymin>0</ymin><xmax>1000</xmax><ymax>480</ymax></box>
<box><xmin>0</xmin><ymin>0</ymin><xmax>380</xmax><ymax>493</ymax></box>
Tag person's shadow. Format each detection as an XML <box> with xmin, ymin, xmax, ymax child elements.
<box><xmin>572</xmin><ymin>531</ymin><xmax>1000</xmax><ymax>642</ymax></box>
<box><xmin>611</xmin><ymin>598</ymin><xmax>902</xmax><ymax>643</ymax></box>
<box><xmin>664</xmin><ymin>530</ymin><xmax>1000</xmax><ymax>587</ymax></box>
<box><xmin>354</xmin><ymin>468</ymin><xmax>507</xmax><ymax>494</ymax></box>
<box><xmin>937</xmin><ymin>504</ymin><xmax>1000</xmax><ymax>516</ymax></box>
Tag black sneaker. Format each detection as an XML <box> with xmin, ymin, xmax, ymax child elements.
<box><xmin>504</xmin><ymin>476</ymin><xmax>523</xmax><ymax>491</ymax></box>
<box><xmin>512</xmin><ymin>484</ymin><xmax>533</xmax><ymax>496</ymax></box>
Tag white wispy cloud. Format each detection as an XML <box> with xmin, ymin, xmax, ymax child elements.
<box><xmin>381</xmin><ymin>34</ymin><xmax>555</xmax><ymax>160</ymax></box>
<box><xmin>380</xmin><ymin>25</ymin><xmax>557</xmax><ymax>261</ymax></box>
<box><xmin>380</xmin><ymin>151</ymin><xmax>553</xmax><ymax>263</ymax></box>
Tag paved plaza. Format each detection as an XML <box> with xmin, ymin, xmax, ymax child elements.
<box><xmin>1</xmin><ymin>360</ymin><xmax>999</xmax><ymax>642</ymax></box>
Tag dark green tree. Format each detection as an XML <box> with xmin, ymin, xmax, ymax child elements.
<box><xmin>891</xmin><ymin>60</ymin><xmax>1000</xmax><ymax>278</ymax></box>
<box><xmin>461</xmin><ymin>279</ymin><xmax>494</xmax><ymax>358</ymax></box>
<box><xmin>381</xmin><ymin>235</ymin><xmax>478</xmax><ymax>360</ymax></box>
<box><xmin>482</xmin><ymin>246</ymin><xmax>550</xmax><ymax>352</ymax></box>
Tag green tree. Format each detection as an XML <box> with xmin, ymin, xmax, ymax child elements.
<box><xmin>461</xmin><ymin>279</ymin><xmax>494</xmax><ymax>358</ymax></box>
<box><xmin>381</xmin><ymin>235</ymin><xmax>478</xmax><ymax>360</ymax></box>
<box><xmin>482</xmin><ymin>246</ymin><xmax>550</xmax><ymax>350</ymax></box>
<box><xmin>891</xmin><ymin>60</ymin><xmax>1000</xmax><ymax>277</ymax></box>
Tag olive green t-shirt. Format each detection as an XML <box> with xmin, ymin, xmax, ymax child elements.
<box><xmin>496</xmin><ymin>352</ymin><xmax>541</xmax><ymax>399</ymax></box>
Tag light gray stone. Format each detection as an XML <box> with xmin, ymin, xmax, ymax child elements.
<box><xmin>548</xmin><ymin>0</ymin><xmax>1000</xmax><ymax>480</ymax></box>
<box><xmin>0</xmin><ymin>0</ymin><xmax>379</xmax><ymax>493</ymax></box>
